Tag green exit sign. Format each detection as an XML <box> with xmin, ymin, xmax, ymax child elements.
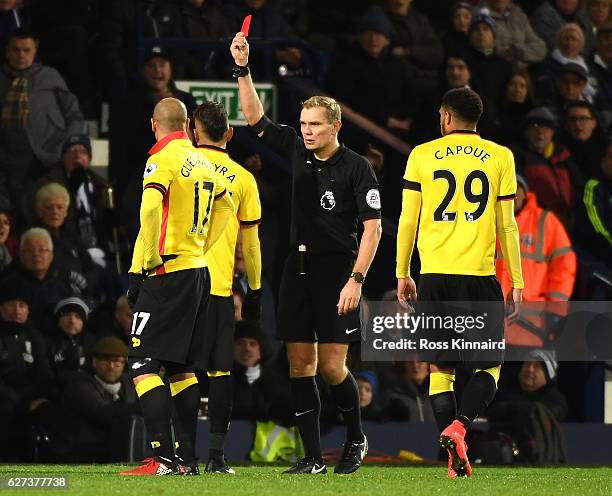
<box><xmin>175</xmin><ymin>80</ymin><xmax>276</xmax><ymax>125</ymax></box>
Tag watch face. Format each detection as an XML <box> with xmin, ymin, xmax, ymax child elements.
<box><xmin>352</xmin><ymin>272</ymin><xmax>364</xmax><ymax>283</ymax></box>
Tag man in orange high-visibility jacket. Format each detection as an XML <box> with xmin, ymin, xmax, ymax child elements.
<box><xmin>496</xmin><ymin>175</ymin><xmax>577</xmax><ymax>347</ymax></box>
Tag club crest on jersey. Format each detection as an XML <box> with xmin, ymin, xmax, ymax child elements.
<box><xmin>366</xmin><ymin>189</ymin><xmax>381</xmax><ymax>209</ymax></box>
<box><xmin>144</xmin><ymin>163</ymin><xmax>157</xmax><ymax>177</ymax></box>
<box><xmin>321</xmin><ymin>190</ymin><xmax>336</xmax><ymax>210</ymax></box>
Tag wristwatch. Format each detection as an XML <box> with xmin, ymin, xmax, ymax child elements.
<box><xmin>350</xmin><ymin>271</ymin><xmax>365</xmax><ymax>283</ymax></box>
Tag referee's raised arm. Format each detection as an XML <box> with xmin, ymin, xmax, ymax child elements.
<box><xmin>230</xmin><ymin>32</ymin><xmax>265</xmax><ymax>132</ymax></box>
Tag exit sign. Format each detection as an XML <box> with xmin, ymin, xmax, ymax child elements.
<box><xmin>175</xmin><ymin>80</ymin><xmax>276</xmax><ymax>125</ymax></box>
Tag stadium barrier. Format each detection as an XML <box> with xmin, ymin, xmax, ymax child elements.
<box><xmin>127</xmin><ymin>418</ymin><xmax>612</xmax><ymax>464</ymax></box>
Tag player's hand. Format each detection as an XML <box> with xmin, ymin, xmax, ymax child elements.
<box><xmin>505</xmin><ymin>287</ymin><xmax>522</xmax><ymax>325</ymax></box>
<box><xmin>397</xmin><ymin>277</ymin><xmax>417</xmax><ymax>308</ymax></box>
<box><xmin>231</xmin><ymin>32</ymin><xmax>249</xmax><ymax>66</ymax></box>
<box><xmin>242</xmin><ymin>287</ymin><xmax>262</xmax><ymax>321</ymax></box>
<box><xmin>127</xmin><ymin>272</ymin><xmax>145</xmax><ymax>310</ymax></box>
<box><xmin>337</xmin><ymin>279</ymin><xmax>361</xmax><ymax>315</ymax></box>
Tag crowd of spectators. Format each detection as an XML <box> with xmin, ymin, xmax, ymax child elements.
<box><xmin>1</xmin><ymin>0</ymin><xmax>611</xmax><ymax>463</ymax></box>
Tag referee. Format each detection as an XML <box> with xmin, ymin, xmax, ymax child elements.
<box><xmin>396</xmin><ymin>88</ymin><xmax>524</xmax><ymax>478</ymax></box>
<box><xmin>230</xmin><ymin>33</ymin><xmax>382</xmax><ymax>474</ymax></box>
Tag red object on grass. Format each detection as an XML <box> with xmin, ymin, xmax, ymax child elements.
<box><xmin>240</xmin><ymin>15</ymin><xmax>252</xmax><ymax>37</ymax></box>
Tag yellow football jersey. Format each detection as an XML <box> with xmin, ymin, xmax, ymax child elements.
<box><xmin>404</xmin><ymin>130</ymin><xmax>516</xmax><ymax>276</ymax></box>
<box><xmin>198</xmin><ymin>145</ymin><xmax>261</xmax><ymax>296</ymax></box>
<box><xmin>133</xmin><ymin>131</ymin><xmax>226</xmax><ymax>276</ymax></box>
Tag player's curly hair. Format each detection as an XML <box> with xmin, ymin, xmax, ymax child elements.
<box><xmin>302</xmin><ymin>96</ymin><xmax>341</xmax><ymax>123</ymax></box>
<box><xmin>193</xmin><ymin>101</ymin><xmax>229</xmax><ymax>142</ymax></box>
<box><xmin>442</xmin><ymin>88</ymin><xmax>483</xmax><ymax>125</ymax></box>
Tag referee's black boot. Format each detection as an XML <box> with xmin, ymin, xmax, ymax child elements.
<box><xmin>334</xmin><ymin>436</ymin><xmax>368</xmax><ymax>474</ymax></box>
<box><xmin>283</xmin><ymin>457</ymin><xmax>327</xmax><ymax>474</ymax></box>
<box><xmin>205</xmin><ymin>457</ymin><xmax>236</xmax><ymax>474</ymax></box>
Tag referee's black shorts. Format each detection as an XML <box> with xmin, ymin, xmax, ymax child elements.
<box><xmin>277</xmin><ymin>251</ymin><xmax>361</xmax><ymax>344</ymax></box>
<box><xmin>417</xmin><ymin>273</ymin><xmax>505</xmax><ymax>369</ymax></box>
<box><xmin>200</xmin><ymin>294</ymin><xmax>235</xmax><ymax>371</ymax></box>
<box><xmin>129</xmin><ymin>267</ymin><xmax>210</xmax><ymax>368</ymax></box>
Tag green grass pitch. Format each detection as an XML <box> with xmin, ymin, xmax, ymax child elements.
<box><xmin>1</xmin><ymin>464</ymin><xmax>611</xmax><ymax>495</ymax></box>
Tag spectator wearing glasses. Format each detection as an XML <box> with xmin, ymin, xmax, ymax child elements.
<box><xmin>512</xmin><ymin>107</ymin><xmax>583</xmax><ymax>229</ymax></box>
<box><xmin>0</xmin><ymin>228</ymin><xmax>82</xmax><ymax>332</ymax></box>
<box><xmin>561</xmin><ymin>101</ymin><xmax>608</xmax><ymax>179</ymax></box>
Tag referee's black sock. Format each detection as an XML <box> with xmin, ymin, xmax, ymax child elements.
<box><xmin>456</xmin><ymin>370</ymin><xmax>497</xmax><ymax>428</ymax></box>
<box><xmin>430</xmin><ymin>392</ymin><xmax>457</xmax><ymax>433</ymax></box>
<box><xmin>170</xmin><ymin>377</ymin><xmax>200</xmax><ymax>464</ymax></box>
<box><xmin>208</xmin><ymin>374</ymin><xmax>233</xmax><ymax>461</ymax></box>
<box><xmin>136</xmin><ymin>376</ymin><xmax>175</xmax><ymax>461</ymax></box>
<box><xmin>291</xmin><ymin>376</ymin><xmax>322</xmax><ymax>461</ymax></box>
<box><xmin>329</xmin><ymin>372</ymin><xmax>364</xmax><ymax>443</ymax></box>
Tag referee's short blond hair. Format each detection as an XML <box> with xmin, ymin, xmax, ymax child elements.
<box><xmin>302</xmin><ymin>96</ymin><xmax>341</xmax><ymax>123</ymax></box>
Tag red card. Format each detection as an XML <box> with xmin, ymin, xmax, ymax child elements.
<box><xmin>240</xmin><ymin>15</ymin><xmax>252</xmax><ymax>37</ymax></box>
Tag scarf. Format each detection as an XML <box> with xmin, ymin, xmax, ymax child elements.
<box><xmin>551</xmin><ymin>48</ymin><xmax>587</xmax><ymax>71</ymax></box>
<box><xmin>94</xmin><ymin>374</ymin><xmax>122</xmax><ymax>401</ymax></box>
<box><xmin>245</xmin><ymin>364</ymin><xmax>261</xmax><ymax>384</ymax></box>
<box><xmin>1</xmin><ymin>64</ymin><xmax>30</xmax><ymax>129</ymax></box>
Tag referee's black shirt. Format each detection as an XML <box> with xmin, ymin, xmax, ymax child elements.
<box><xmin>253</xmin><ymin>115</ymin><xmax>382</xmax><ymax>257</ymax></box>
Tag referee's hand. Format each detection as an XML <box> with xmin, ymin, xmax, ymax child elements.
<box><xmin>397</xmin><ymin>277</ymin><xmax>417</xmax><ymax>308</ymax></box>
<box><xmin>337</xmin><ymin>279</ymin><xmax>361</xmax><ymax>315</ymax></box>
<box><xmin>231</xmin><ymin>32</ymin><xmax>249</xmax><ymax>66</ymax></box>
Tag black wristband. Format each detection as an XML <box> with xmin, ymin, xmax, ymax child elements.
<box><xmin>232</xmin><ymin>64</ymin><xmax>250</xmax><ymax>79</ymax></box>
<box><xmin>249</xmin><ymin>115</ymin><xmax>271</xmax><ymax>135</ymax></box>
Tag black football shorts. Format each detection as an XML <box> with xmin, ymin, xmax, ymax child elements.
<box><xmin>129</xmin><ymin>267</ymin><xmax>210</xmax><ymax>367</ymax></box>
<box><xmin>416</xmin><ymin>273</ymin><xmax>505</xmax><ymax>369</ymax></box>
<box><xmin>200</xmin><ymin>294</ymin><xmax>235</xmax><ymax>371</ymax></box>
<box><xmin>277</xmin><ymin>252</ymin><xmax>362</xmax><ymax>344</ymax></box>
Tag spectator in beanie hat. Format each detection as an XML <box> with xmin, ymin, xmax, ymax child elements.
<box><xmin>512</xmin><ymin>106</ymin><xmax>583</xmax><ymax>228</ymax></box>
<box><xmin>465</xmin><ymin>8</ymin><xmax>513</xmax><ymax>106</ymax></box>
<box><xmin>0</xmin><ymin>275</ymin><xmax>55</xmax><ymax>460</ymax></box>
<box><xmin>355</xmin><ymin>370</ymin><xmax>384</xmax><ymax>420</ymax></box>
<box><xmin>442</xmin><ymin>2</ymin><xmax>473</xmax><ymax>56</ymax></box>
<box><xmin>46</xmin><ymin>296</ymin><xmax>94</xmax><ymax>384</ymax></box>
<box><xmin>477</xmin><ymin>0</ymin><xmax>547</xmax><ymax>65</ymax></box>
<box><xmin>484</xmin><ymin>348</ymin><xmax>568</xmax><ymax>463</ymax></box>
<box><xmin>326</xmin><ymin>4</ymin><xmax>419</xmax><ymax>136</ymax></box>
<box><xmin>232</xmin><ymin>320</ymin><xmax>292</xmax><ymax>424</ymax></box>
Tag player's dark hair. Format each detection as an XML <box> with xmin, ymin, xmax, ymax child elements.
<box><xmin>442</xmin><ymin>88</ymin><xmax>483</xmax><ymax>125</ymax></box>
<box><xmin>193</xmin><ymin>101</ymin><xmax>229</xmax><ymax>142</ymax></box>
